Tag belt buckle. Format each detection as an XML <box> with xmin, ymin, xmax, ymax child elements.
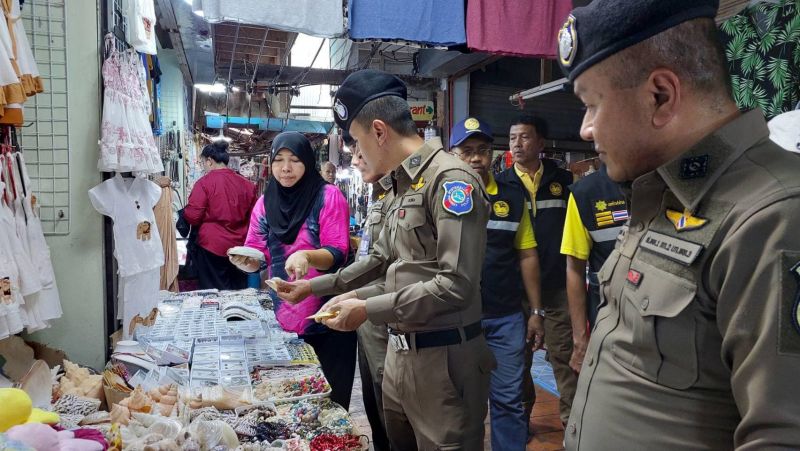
<box><xmin>390</xmin><ymin>333</ymin><xmax>410</xmax><ymax>352</ymax></box>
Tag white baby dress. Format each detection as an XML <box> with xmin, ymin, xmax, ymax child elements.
<box><xmin>89</xmin><ymin>174</ymin><xmax>165</xmax><ymax>337</ymax></box>
<box><xmin>98</xmin><ymin>35</ymin><xmax>163</xmax><ymax>175</ymax></box>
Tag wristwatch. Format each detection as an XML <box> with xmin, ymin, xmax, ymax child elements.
<box><xmin>531</xmin><ymin>308</ymin><xmax>546</xmax><ymax>318</ymax></box>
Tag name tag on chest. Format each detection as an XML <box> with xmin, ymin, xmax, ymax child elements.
<box><xmin>640</xmin><ymin>230</ymin><xmax>704</xmax><ymax>266</ymax></box>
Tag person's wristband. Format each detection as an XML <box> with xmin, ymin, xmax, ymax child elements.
<box><xmin>531</xmin><ymin>308</ymin><xmax>546</xmax><ymax>318</ymax></box>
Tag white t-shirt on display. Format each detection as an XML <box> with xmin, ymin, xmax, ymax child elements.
<box><xmin>89</xmin><ymin>174</ymin><xmax>165</xmax><ymax>277</ymax></box>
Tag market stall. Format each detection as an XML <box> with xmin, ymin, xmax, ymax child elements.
<box><xmin>1</xmin><ymin>288</ymin><xmax>367</xmax><ymax>451</ymax></box>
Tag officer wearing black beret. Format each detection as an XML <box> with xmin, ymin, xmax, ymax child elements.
<box><xmin>558</xmin><ymin>0</ymin><xmax>800</xmax><ymax>449</ymax></box>
<box><xmin>276</xmin><ymin>69</ymin><xmax>495</xmax><ymax>450</ymax></box>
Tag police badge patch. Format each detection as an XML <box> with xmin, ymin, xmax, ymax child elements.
<box><xmin>779</xmin><ymin>252</ymin><xmax>800</xmax><ymax>355</ymax></box>
<box><xmin>334</xmin><ymin>99</ymin><xmax>348</xmax><ymax>121</ymax></box>
<box><xmin>559</xmin><ymin>15</ymin><xmax>578</xmax><ymax>67</ymax></box>
<box><xmin>442</xmin><ymin>181</ymin><xmax>474</xmax><ymax>216</ymax></box>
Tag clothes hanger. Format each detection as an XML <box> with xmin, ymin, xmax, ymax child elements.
<box><xmin>8</xmin><ymin>126</ymin><xmax>25</xmax><ymax>198</ymax></box>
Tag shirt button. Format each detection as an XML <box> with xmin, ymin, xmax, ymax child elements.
<box><xmin>640</xmin><ymin>298</ymin><xmax>650</xmax><ymax>310</ymax></box>
<box><xmin>569</xmin><ymin>424</ymin><xmax>577</xmax><ymax>435</ymax></box>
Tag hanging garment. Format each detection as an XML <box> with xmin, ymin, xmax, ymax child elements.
<box><xmin>98</xmin><ymin>35</ymin><xmax>163</xmax><ymax>174</ymax></box>
<box><xmin>127</xmin><ymin>0</ymin><xmax>157</xmax><ymax>55</ymax></box>
<box><xmin>466</xmin><ymin>0</ymin><xmax>573</xmax><ymax>57</ymax></box>
<box><xmin>348</xmin><ymin>0</ymin><xmax>466</xmax><ymax>46</ymax></box>
<box><xmin>88</xmin><ymin>174</ymin><xmax>165</xmax><ymax>278</ymax></box>
<box><xmin>193</xmin><ymin>0</ymin><xmax>345</xmax><ymax>38</ymax></box>
<box><xmin>13</xmin><ymin>152</ymin><xmax>62</xmax><ymax>325</ymax></box>
<box><xmin>153</xmin><ymin>177</ymin><xmax>179</xmax><ymax>291</ymax></box>
<box><xmin>768</xmin><ymin>109</ymin><xmax>800</xmax><ymax>152</ymax></box>
<box><xmin>4</xmin><ymin>0</ymin><xmax>43</xmax><ymax>95</ymax></box>
<box><xmin>119</xmin><ymin>267</ymin><xmax>159</xmax><ymax>338</ymax></box>
<box><xmin>0</xmin><ymin>0</ymin><xmax>24</xmax><ymax>116</ymax></box>
<box><xmin>0</xmin><ymin>137</ymin><xmax>63</xmax><ymax>334</ymax></box>
<box><xmin>720</xmin><ymin>0</ymin><xmax>800</xmax><ymax>120</ymax></box>
<box><xmin>0</xmin><ymin>185</ymin><xmax>27</xmax><ymax>339</ymax></box>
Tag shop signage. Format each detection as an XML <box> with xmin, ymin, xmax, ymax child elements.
<box><xmin>409</xmin><ymin>101</ymin><xmax>434</xmax><ymax>121</ymax></box>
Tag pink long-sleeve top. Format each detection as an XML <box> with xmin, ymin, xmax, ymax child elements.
<box><xmin>245</xmin><ymin>184</ymin><xmax>351</xmax><ymax>334</ymax></box>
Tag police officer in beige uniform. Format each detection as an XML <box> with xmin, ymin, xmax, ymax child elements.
<box><xmin>557</xmin><ymin>0</ymin><xmax>800</xmax><ymax>449</ymax></box>
<box><xmin>343</xmin><ymin>130</ymin><xmax>393</xmax><ymax>451</ymax></box>
<box><xmin>276</xmin><ymin>69</ymin><xmax>495</xmax><ymax>450</ymax></box>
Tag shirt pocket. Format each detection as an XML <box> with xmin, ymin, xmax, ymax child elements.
<box><xmin>368</xmin><ymin>209</ymin><xmax>384</xmax><ymax>228</ymax></box>
<box><xmin>612</xmin><ymin>258</ymin><xmax>699</xmax><ymax>390</ymax></box>
<box><xmin>397</xmin><ymin>206</ymin><xmax>431</xmax><ymax>261</ymax></box>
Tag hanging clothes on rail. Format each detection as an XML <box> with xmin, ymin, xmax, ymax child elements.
<box><xmin>466</xmin><ymin>0</ymin><xmax>573</xmax><ymax>57</ymax></box>
<box><xmin>348</xmin><ymin>0</ymin><xmax>466</xmax><ymax>46</ymax></box>
<box><xmin>98</xmin><ymin>34</ymin><xmax>163</xmax><ymax>174</ymax></box>
<box><xmin>0</xmin><ymin>127</ymin><xmax>63</xmax><ymax>338</ymax></box>
<box><xmin>193</xmin><ymin>0</ymin><xmax>345</xmax><ymax>38</ymax></box>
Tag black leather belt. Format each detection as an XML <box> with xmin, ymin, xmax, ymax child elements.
<box><xmin>388</xmin><ymin>321</ymin><xmax>483</xmax><ymax>350</ymax></box>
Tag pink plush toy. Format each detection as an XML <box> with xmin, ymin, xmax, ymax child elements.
<box><xmin>6</xmin><ymin>424</ymin><xmax>103</xmax><ymax>451</ymax></box>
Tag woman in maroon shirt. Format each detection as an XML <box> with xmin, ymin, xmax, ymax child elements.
<box><xmin>183</xmin><ymin>141</ymin><xmax>258</xmax><ymax>289</ymax></box>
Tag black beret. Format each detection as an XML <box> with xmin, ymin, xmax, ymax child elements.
<box><xmin>557</xmin><ymin>0</ymin><xmax>719</xmax><ymax>82</ymax></box>
<box><xmin>333</xmin><ymin>69</ymin><xmax>407</xmax><ymax>132</ymax></box>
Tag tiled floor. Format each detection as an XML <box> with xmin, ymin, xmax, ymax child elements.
<box><xmin>349</xmin><ymin>351</ymin><xmax>566</xmax><ymax>450</ymax></box>
<box><xmin>526</xmin><ymin>385</ymin><xmax>566</xmax><ymax>451</ymax></box>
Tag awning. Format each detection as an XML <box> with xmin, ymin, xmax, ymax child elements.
<box><xmin>205</xmin><ymin>115</ymin><xmax>333</xmax><ymax>134</ymax></box>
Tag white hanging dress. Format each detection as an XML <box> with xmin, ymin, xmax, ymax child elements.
<box><xmin>14</xmin><ymin>152</ymin><xmax>62</xmax><ymax>326</ymax></box>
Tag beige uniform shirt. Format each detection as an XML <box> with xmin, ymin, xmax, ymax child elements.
<box><xmin>354</xmin><ymin>177</ymin><xmax>393</xmax><ymax>381</ymax></box>
<box><xmin>311</xmin><ymin>138</ymin><xmax>489</xmax><ymax>332</ymax></box>
<box><xmin>566</xmin><ymin>110</ymin><xmax>800</xmax><ymax>450</ymax></box>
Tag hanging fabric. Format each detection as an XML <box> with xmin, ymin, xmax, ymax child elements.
<box><xmin>127</xmin><ymin>0</ymin><xmax>157</xmax><ymax>55</ymax></box>
<box><xmin>98</xmin><ymin>34</ymin><xmax>163</xmax><ymax>174</ymax></box>
<box><xmin>193</xmin><ymin>0</ymin><xmax>345</xmax><ymax>38</ymax></box>
<box><xmin>348</xmin><ymin>0</ymin><xmax>466</xmax><ymax>46</ymax></box>
<box><xmin>154</xmin><ymin>176</ymin><xmax>179</xmax><ymax>291</ymax></box>
<box><xmin>719</xmin><ymin>0</ymin><xmax>800</xmax><ymax>120</ymax></box>
<box><xmin>466</xmin><ymin>0</ymin><xmax>573</xmax><ymax>57</ymax></box>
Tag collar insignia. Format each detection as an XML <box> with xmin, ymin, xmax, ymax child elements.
<box><xmin>666</xmin><ymin>209</ymin><xmax>708</xmax><ymax>232</ymax></box>
<box><xmin>679</xmin><ymin>155</ymin><xmax>709</xmax><ymax>179</ymax></box>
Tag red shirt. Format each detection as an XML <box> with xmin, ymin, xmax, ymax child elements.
<box><xmin>184</xmin><ymin>168</ymin><xmax>258</xmax><ymax>257</ymax></box>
